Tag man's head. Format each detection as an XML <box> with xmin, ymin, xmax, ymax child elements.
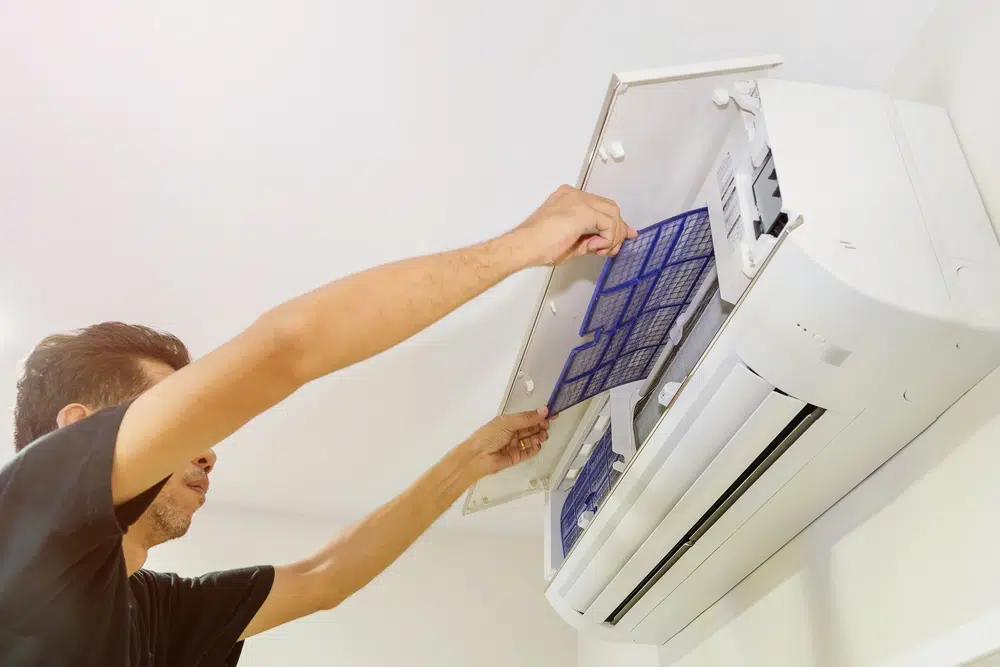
<box><xmin>13</xmin><ymin>322</ymin><xmax>214</xmax><ymax>544</ymax></box>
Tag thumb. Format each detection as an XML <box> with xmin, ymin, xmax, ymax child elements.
<box><xmin>571</xmin><ymin>235</ymin><xmax>610</xmax><ymax>259</ymax></box>
<box><xmin>499</xmin><ymin>407</ymin><xmax>549</xmax><ymax>432</ymax></box>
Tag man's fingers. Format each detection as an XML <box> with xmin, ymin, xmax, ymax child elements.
<box><xmin>529</xmin><ymin>186</ymin><xmax>630</xmax><ymax>265</ymax></box>
<box><xmin>514</xmin><ymin>425</ymin><xmax>542</xmax><ymax>440</ymax></box>
<box><xmin>566</xmin><ymin>189</ymin><xmax>630</xmax><ymax>250</ymax></box>
<box><xmin>577</xmin><ymin>197</ymin><xmax>633</xmax><ymax>258</ymax></box>
<box><xmin>520</xmin><ymin>431</ymin><xmax>546</xmax><ymax>448</ymax></box>
<box><xmin>585</xmin><ymin>235</ymin><xmax>615</xmax><ymax>254</ymax></box>
<box><xmin>587</xmin><ymin>208</ymin><xmax>620</xmax><ymax>246</ymax></box>
<box><xmin>500</xmin><ymin>407</ymin><xmax>548</xmax><ymax>432</ymax></box>
<box><xmin>584</xmin><ymin>233</ymin><xmax>620</xmax><ymax>257</ymax></box>
<box><xmin>583</xmin><ymin>197</ymin><xmax>624</xmax><ymax>237</ymax></box>
<box><xmin>515</xmin><ymin>420</ymin><xmax>549</xmax><ymax>440</ymax></box>
<box><xmin>514</xmin><ymin>432</ymin><xmax>546</xmax><ymax>458</ymax></box>
<box><xmin>606</xmin><ymin>220</ymin><xmax>636</xmax><ymax>256</ymax></box>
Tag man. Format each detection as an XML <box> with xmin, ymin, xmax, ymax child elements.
<box><xmin>0</xmin><ymin>185</ymin><xmax>635</xmax><ymax>666</ymax></box>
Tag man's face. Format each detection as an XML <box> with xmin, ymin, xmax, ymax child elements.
<box><xmin>136</xmin><ymin>359</ymin><xmax>216</xmax><ymax>544</ymax></box>
<box><xmin>145</xmin><ymin>451</ymin><xmax>215</xmax><ymax>543</ymax></box>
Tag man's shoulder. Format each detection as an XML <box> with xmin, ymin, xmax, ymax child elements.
<box><xmin>24</xmin><ymin>403</ymin><xmax>131</xmax><ymax>450</ymax></box>
<box><xmin>128</xmin><ymin>569</ymin><xmax>179</xmax><ymax>598</ymax></box>
<box><xmin>127</xmin><ymin>566</ymin><xmax>274</xmax><ymax>661</ymax></box>
<box><xmin>130</xmin><ymin>567</ymin><xmax>276</xmax><ymax>592</ymax></box>
<box><xmin>1</xmin><ymin>403</ymin><xmax>132</xmax><ymax>487</ymax></box>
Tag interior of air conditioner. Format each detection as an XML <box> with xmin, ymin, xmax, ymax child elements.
<box><xmin>542</xmin><ymin>78</ymin><xmax>794</xmax><ymax>583</ymax></box>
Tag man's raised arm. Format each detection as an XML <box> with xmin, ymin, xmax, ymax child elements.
<box><xmin>111</xmin><ymin>185</ymin><xmax>634</xmax><ymax>504</ymax></box>
<box><xmin>239</xmin><ymin>407</ymin><xmax>552</xmax><ymax>638</ymax></box>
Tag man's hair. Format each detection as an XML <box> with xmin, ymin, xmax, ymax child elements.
<box><xmin>13</xmin><ymin>322</ymin><xmax>190</xmax><ymax>452</ymax></box>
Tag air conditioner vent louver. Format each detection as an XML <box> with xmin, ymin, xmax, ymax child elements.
<box><xmin>606</xmin><ymin>403</ymin><xmax>824</xmax><ymax>624</ymax></box>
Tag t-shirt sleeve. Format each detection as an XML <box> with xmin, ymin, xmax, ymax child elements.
<box><xmin>136</xmin><ymin>566</ymin><xmax>275</xmax><ymax>666</ymax></box>
<box><xmin>0</xmin><ymin>403</ymin><xmax>170</xmax><ymax>566</ymax></box>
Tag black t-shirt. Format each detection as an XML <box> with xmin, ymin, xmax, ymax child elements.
<box><xmin>0</xmin><ymin>404</ymin><xmax>275</xmax><ymax>666</ymax></box>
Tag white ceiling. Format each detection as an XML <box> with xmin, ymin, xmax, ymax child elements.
<box><xmin>0</xmin><ymin>0</ymin><xmax>937</xmax><ymax>533</ymax></box>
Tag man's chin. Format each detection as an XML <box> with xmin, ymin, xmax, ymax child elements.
<box><xmin>167</xmin><ymin>516</ymin><xmax>193</xmax><ymax>540</ymax></box>
<box><xmin>162</xmin><ymin>506</ymin><xmax>195</xmax><ymax>539</ymax></box>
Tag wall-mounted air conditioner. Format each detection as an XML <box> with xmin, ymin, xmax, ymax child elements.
<box><xmin>462</xmin><ymin>55</ymin><xmax>1000</xmax><ymax>645</ymax></box>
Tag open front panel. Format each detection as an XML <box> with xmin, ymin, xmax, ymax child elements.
<box><xmin>463</xmin><ymin>55</ymin><xmax>783</xmax><ymax>515</ymax></box>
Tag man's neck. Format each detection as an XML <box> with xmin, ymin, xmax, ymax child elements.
<box><xmin>122</xmin><ymin>531</ymin><xmax>151</xmax><ymax>576</ymax></box>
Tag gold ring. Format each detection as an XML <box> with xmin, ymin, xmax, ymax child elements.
<box><xmin>519</xmin><ymin>439</ymin><xmax>526</xmax><ymax>450</ymax></box>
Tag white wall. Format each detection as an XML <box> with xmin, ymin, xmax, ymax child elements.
<box><xmin>579</xmin><ymin>634</ymin><xmax>659</xmax><ymax>667</ymax></box>
<box><xmin>890</xmin><ymin>2</ymin><xmax>1000</xmax><ymax>221</ymax></box>
<box><xmin>649</xmin><ymin>4</ymin><xmax>1000</xmax><ymax>665</ymax></box>
<box><xmin>145</xmin><ymin>507</ymin><xmax>577</xmax><ymax>667</ymax></box>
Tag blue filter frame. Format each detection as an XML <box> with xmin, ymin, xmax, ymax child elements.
<box><xmin>559</xmin><ymin>426</ymin><xmax>623</xmax><ymax>556</ymax></box>
<box><xmin>547</xmin><ymin>208</ymin><xmax>714</xmax><ymax>415</ymax></box>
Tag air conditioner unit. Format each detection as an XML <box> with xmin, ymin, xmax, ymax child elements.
<box><xmin>462</xmin><ymin>55</ymin><xmax>1000</xmax><ymax>645</ymax></box>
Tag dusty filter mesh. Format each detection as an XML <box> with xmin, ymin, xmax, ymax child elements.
<box><xmin>560</xmin><ymin>427</ymin><xmax>622</xmax><ymax>556</ymax></box>
<box><xmin>546</xmin><ymin>208</ymin><xmax>715</xmax><ymax>415</ymax></box>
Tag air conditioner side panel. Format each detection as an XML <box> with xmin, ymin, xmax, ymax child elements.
<box><xmin>729</xmin><ymin>236</ymin><xmax>967</xmax><ymax>417</ymax></box>
<box><xmin>757</xmin><ymin>79</ymin><xmax>951</xmax><ymax>321</ymax></box>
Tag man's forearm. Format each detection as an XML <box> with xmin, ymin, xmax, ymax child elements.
<box><xmin>303</xmin><ymin>441</ymin><xmax>483</xmax><ymax>609</ymax></box>
<box><xmin>241</xmin><ymin>409</ymin><xmax>546</xmax><ymax>637</ymax></box>
<box><xmin>277</xmin><ymin>234</ymin><xmax>530</xmax><ymax>383</ymax></box>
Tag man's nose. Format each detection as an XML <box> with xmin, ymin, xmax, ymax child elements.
<box><xmin>193</xmin><ymin>449</ymin><xmax>217</xmax><ymax>474</ymax></box>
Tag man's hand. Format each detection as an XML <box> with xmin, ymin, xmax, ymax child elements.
<box><xmin>462</xmin><ymin>408</ymin><xmax>551</xmax><ymax>478</ymax></box>
<box><xmin>507</xmin><ymin>185</ymin><xmax>638</xmax><ymax>266</ymax></box>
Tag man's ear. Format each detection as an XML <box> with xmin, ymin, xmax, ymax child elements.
<box><xmin>56</xmin><ymin>403</ymin><xmax>92</xmax><ymax>429</ymax></box>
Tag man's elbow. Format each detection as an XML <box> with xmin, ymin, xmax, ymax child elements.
<box><xmin>288</xmin><ymin>559</ymin><xmax>352</xmax><ymax>613</ymax></box>
<box><xmin>301</xmin><ymin>577</ymin><xmax>351</xmax><ymax>614</ymax></box>
<box><xmin>252</xmin><ymin>305</ymin><xmax>317</xmax><ymax>388</ymax></box>
<box><xmin>316</xmin><ymin>589</ymin><xmax>348</xmax><ymax>612</ymax></box>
